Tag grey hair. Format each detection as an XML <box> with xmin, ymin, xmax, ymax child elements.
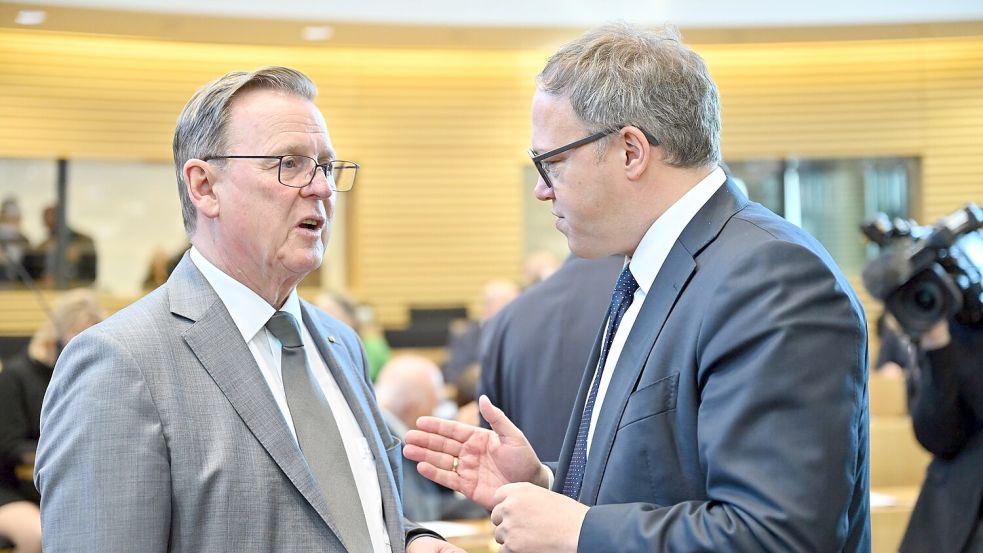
<box><xmin>538</xmin><ymin>22</ymin><xmax>720</xmax><ymax>168</ymax></box>
<box><xmin>172</xmin><ymin>66</ymin><xmax>317</xmax><ymax>236</ymax></box>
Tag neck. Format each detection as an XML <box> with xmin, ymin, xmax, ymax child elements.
<box><xmin>623</xmin><ymin>163</ymin><xmax>718</xmax><ymax>257</ymax></box>
<box><xmin>191</xmin><ymin>236</ymin><xmax>300</xmax><ymax>309</ymax></box>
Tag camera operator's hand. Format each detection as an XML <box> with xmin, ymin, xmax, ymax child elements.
<box><xmin>919</xmin><ymin>320</ymin><xmax>951</xmax><ymax>351</ymax></box>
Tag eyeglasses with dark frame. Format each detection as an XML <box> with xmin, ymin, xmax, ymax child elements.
<box><xmin>202</xmin><ymin>155</ymin><xmax>359</xmax><ymax>191</ymax></box>
<box><xmin>528</xmin><ymin>126</ymin><xmax>659</xmax><ymax>189</ymax></box>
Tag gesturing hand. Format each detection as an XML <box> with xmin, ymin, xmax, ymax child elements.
<box><xmin>403</xmin><ymin>395</ymin><xmax>547</xmax><ymax>510</ymax></box>
<box><xmin>406</xmin><ymin>536</ymin><xmax>466</xmax><ymax>553</ymax></box>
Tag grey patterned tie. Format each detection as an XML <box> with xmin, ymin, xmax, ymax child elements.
<box><xmin>265</xmin><ymin>311</ymin><xmax>373</xmax><ymax>552</ymax></box>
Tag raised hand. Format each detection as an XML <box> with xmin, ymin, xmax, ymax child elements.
<box><xmin>404</xmin><ymin>395</ymin><xmax>547</xmax><ymax>510</ymax></box>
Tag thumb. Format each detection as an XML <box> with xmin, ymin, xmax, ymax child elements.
<box><xmin>479</xmin><ymin>395</ymin><xmax>524</xmax><ymax>440</ymax></box>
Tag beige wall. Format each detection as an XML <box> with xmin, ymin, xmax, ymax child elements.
<box><xmin>1</xmin><ymin>29</ymin><xmax>981</xmax><ymax>324</ymax></box>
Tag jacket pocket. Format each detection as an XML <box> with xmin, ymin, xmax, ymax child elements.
<box><xmin>619</xmin><ymin>372</ymin><xmax>679</xmax><ymax>428</ymax></box>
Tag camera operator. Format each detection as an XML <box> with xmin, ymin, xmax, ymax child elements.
<box><xmin>899</xmin><ymin>318</ymin><xmax>983</xmax><ymax>553</ymax></box>
<box><xmin>861</xmin><ymin>203</ymin><xmax>983</xmax><ymax>552</ymax></box>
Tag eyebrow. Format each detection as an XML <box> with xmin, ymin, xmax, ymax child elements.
<box><xmin>276</xmin><ymin>145</ymin><xmax>337</xmax><ymax>162</ymax></box>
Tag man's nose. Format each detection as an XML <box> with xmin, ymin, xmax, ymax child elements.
<box><xmin>302</xmin><ymin>168</ymin><xmax>334</xmax><ymax>200</ymax></box>
<box><xmin>533</xmin><ymin>177</ymin><xmax>554</xmax><ymax>201</ymax></box>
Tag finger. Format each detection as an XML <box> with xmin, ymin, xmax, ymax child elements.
<box><xmin>479</xmin><ymin>395</ymin><xmax>524</xmax><ymax>441</ymax></box>
<box><xmin>490</xmin><ymin>502</ymin><xmax>504</xmax><ymax>526</ymax></box>
<box><xmin>494</xmin><ymin>523</ymin><xmax>507</xmax><ymax>545</ymax></box>
<box><xmin>404</xmin><ymin>430</ymin><xmax>464</xmax><ymax>459</ymax></box>
<box><xmin>402</xmin><ymin>445</ymin><xmax>458</xmax><ymax>473</ymax></box>
<box><xmin>416</xmin><ymin>461</ymin><xmax>465</xmax><ymax>492</ymax></box>
<box><xmin>493</xmin><ymin>482</ymin><xmax>515</xmax><ymax>505</ymax></box>
<box><xmin>415</xmin><ymin>415</ymin><xmax>479</xmax><ymax>443</ymax></box>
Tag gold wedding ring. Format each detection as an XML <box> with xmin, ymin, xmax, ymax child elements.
<box><xmin>451</xmin><ymin>456</ymin><xmax>460</xmax><ymax>474</ymax></box>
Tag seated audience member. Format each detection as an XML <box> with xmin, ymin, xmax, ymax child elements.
<box><xmin>34</xmin><ymin>204</ymin><xmax>98</xmax><ymax>286</ymax></box>
<box><xmin>442</xmin><ymin>279</ymin><xmax>518</xmax><ymax>385</ymax></box>
<box><xmin>521</xmin><ymin>249</ymin><xmax>560</xmax><ymax>288</ymax></box>
<box><xmin>0</xmin><ymin>289</ymin><xmax>104</xmax><ymax>553</ymax></box>
<box><xmin>478</xmin><ymin>254</ymin><xmax>622</xmax><ymax>460</ymax></box>
<box><xmin>375</xmin><ymin>355</ymin><xmax>485</xmax><ymax>521</ymax></box>
<box><xmin>0</xmin><ymin>197</ymin><xmax>32</xmax><ymax>283</ymax></box>
<box><xmin>315</xmin><ymin>291</ymin><xmax>391</xmax><ymax>380</ymax></box>
<box><xmin>142</xmin><ymin>245</ymin><xmax>186</xmax><ymax>290</ymax></box>
<box><xmin>452</xmin><ymin>362</ymin><xmax>482</xmax><ymax>427</ymax></box>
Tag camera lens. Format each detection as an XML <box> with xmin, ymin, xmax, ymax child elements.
<box><xmin>914</xmin><ymin>285</ymin><xmax>939</xmax><ymax>311</ymax></box>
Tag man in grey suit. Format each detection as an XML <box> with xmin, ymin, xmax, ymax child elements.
<box><xmin>405</xmin><ymin>23</ymin><xmax>869</xmax><ymax>552</ymax></box>
<box><xmin>35</xmin><ymin>67</ymin><xmax>461</xmax><ymax>553</ymax></box>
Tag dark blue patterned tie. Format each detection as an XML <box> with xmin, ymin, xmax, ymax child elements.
<box><xmin>562</xmin><ymin>265</ymin><xmax>639</xmax><ymax>499</ymax></box>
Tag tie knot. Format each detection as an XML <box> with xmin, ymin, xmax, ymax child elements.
<box><xmin>614</xmin><ymin>266</ymin><xmax>639</xmax><ymax>301</ymax></box>
<box><xmin>266</xmin><ymin>311</ymin><xmax>303</xmax><ymax>348</ymax></box>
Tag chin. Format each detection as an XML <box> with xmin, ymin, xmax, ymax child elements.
<box><xmin>284</xmin><ymin>248</ymin><xmax>324</xmax><ymax>276</ymax></box>
<box><xmin>568</xmin><ymin>238</ymin><xmax>610</xmax><ymax>260</ymax></box>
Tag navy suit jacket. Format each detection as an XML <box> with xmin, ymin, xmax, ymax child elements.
<box><xmin>552</xmin><ymin>180</ymin><xmax>871</xmax><ymax>552</ymax></box>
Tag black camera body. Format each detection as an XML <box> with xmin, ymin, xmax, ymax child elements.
<box><xmin>861</xmin><ymin>203</ymin><xmax>983</xmax><ymax>337</ymax></box>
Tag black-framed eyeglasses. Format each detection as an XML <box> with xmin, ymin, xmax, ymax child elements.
<box><xmin>202</xmin><ymin>155</ymin><xmax>359</xmax><ymax>191</ymax></box>
<box><xmin>528</xmin><ymin>126</ymin><xmax>659</xmax><ymax>189</ymax></box>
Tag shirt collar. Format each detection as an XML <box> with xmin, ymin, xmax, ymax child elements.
<box><xmin>190</xmin><ymin>247</ymin><xmax>301</xmax><ymax>343</ymax></box>
<box><xmin>629</xmin><ymin>166</ymin><xmax>726</xmax><ymax>294</ymax></box>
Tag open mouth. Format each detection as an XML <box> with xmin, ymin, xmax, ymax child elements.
<box><xmin>298</xmin><ymin>218</ymin><xmax>324</xmax><ymax>232</ymax></box>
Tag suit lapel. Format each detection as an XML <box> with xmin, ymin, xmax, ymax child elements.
<box><xmin>569</xmin><ymin>179</ymin><xmax>748</xmax><ymax>504</ymax></box>
<box><xmin>552</xmin><ymin>330</ymin><xmax>604</xmax><ymax>492</ymax></box>
<box><xmin>301</xmin><ymin>304</ymin><xmax>405</xmax><ymax>548</ymax></box>
<box><xmin>578</xmin><ymin>245</ymin><xmax>696</xmax><ymax>504</ymax></box>
<box><xmin>169</xmin><ymin>257</ymin><xmax>347</xmax><ymax>542</ymax></box>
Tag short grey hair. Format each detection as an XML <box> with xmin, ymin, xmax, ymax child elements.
<box><xmin>538</xmin><ymin>22</ymin><xmax>720</xmax><ymax>168</ymax></box>
<box><xmin>172</xmin><ymin>66</ymin><xmax>318</xmax><ymax>235</ymax></box>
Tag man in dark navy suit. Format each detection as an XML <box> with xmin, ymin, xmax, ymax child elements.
<box><xmin>407</xmin><ymin>23</ymin><xmax>869</xmax><ymax>552</ymax></box>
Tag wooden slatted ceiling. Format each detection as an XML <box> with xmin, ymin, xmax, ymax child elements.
<box><xmin>1</xmin><ymin>29</ymin><xmax>981</xmax><ymax>327</ymax></box>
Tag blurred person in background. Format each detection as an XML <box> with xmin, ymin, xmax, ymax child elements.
<box><xmin>521</xmin><ymin>249</ymin><xmax>560</xmax><ymax>288</ymax></box>
<box><xmin>35</xmin><ymin>203</ymin><xmax>97</xmax><ymax>286</ymax></box>
<box><xmin>375</xmin><ymin>355</ymin><xmax>485</xmax><ymax>522</ymax></box>
<box><xmin>0</xmin><ymin>289</ymin><xmax>103</xmax><ymax>553</ymax></box>
<box><xmin>478</xmin><ymin>254</ymin><xmax>622</xmax><ymax>461</ymax></box>
<box><xmin>899</xmin><ymin>319</ymin><xmax>983</xmax><ymax>553</ymax></box>
<box><xmin>0</xmin><ymin>197</ymin><xmax>32</xmax><ymax>283</ymax></box>
<box><xmin>315</xmin><ymin>291</ymin><xmax>392</xmax><ymax>381</ymax></box>
<box><xmin>442</xmin><ymin>279</ymin><xmax>518</xmax><ymax>386</ymax></box>
<box><xmin>874</xmin><ymin>311</ymin><xmax>915</xmax><ymax>378</ymax></box>
<box><xmin>451</xmin><ymin>362</ymin><xmax>481</xmax><ymax>427</ymax></box>
<box><xmin>142</xmin><ymin>244</ymin><xmax>187</xmax><ymax>291</ymax></box>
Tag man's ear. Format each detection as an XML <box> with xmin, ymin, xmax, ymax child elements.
<box><xmin>621</xmin><ymin>126</ymin><xmax>652</xmax><ymax>181</ymax></box>
<box><xmin>183</xmin><ymin>159</ymin><xmax>220</xmax><ymax>220</ymax></box>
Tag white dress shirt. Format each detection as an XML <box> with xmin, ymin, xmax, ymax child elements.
<box><xmin>585</xmin><ymin>167</ymin><xmax>727</xmax><ymax>454</ymax></box>
<box><xmin>190</xmin><ymin>248</ymin><xmax>391</xmax><ymax>553</ymax></box>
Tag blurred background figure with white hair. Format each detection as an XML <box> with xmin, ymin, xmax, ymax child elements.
<box><xmin>374</xmin><ymin>354</ymin><xmax>485</xmax><ymax>522</ymax></box>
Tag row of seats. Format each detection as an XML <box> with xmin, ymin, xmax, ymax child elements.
<box><xmin>869</xmin><ymin>373</ymin><xmax>928</xmax><ymax>553</ymax></box>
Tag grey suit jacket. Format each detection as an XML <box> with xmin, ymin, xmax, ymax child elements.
<box><xmin>36</xmin><ymin>255</ymin><xmax>425</xmax><ymax>552</ymax></box>
<box><xmin>552</xmin><ymin>180</ymin><xmax>871</xmax><ymax>552</ymax></box>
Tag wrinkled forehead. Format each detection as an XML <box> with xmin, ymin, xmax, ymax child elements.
<box><xmin>226</xmin><ymin>89</ymin><xmax>334</xmax><ymax>154</ymax></box>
